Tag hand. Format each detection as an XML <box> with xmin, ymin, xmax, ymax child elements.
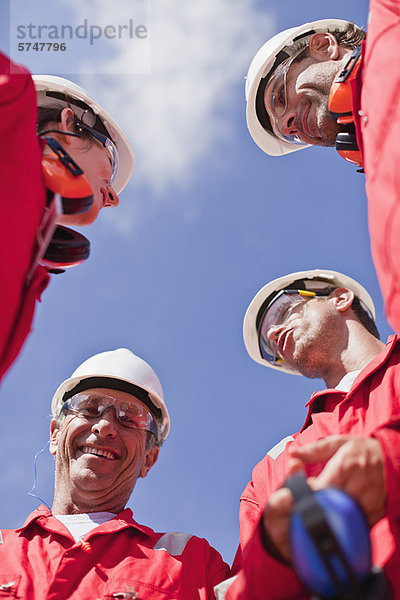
<box><xmin>261</xmin><ymin>436</ymin><xmax>386</xmax><ymax>563</ymax></box>
<box><xmin>290</xmin><ymin>436</ymin><xmax>386</xmax><ymax>526</ymax></box>
<box><xmin>262</xmin><ymin>486</ymin><xmax>294</xmax><ymax>563</ymax></box>
<box><xmin>261</xmin><ymin>452</ymin><xmax>311</xmax><ymax>563</ymax></box>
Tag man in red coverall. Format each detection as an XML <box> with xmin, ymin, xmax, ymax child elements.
<box><xmin>0</xmin><ymin>348</ymin><xmax>229</xmax><ymax>598</ymax></box>
<box><xmin>216</xmin><ymin>269</ymin><xmax>400</xmax><ymax>600</ymax></box>
<box><xmin>0</xmin><ymin>53</ymin><xmax>134</xmax><ymax>383</ymax></box>
<box><xmin>244</xmin><ymin>3</ymin><xmax>400</xmax><ymax>335</ymax></box>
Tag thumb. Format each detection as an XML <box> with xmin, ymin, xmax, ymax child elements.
<box><xmin>290</xmin><ymin>436</ymin><xmax>350</xmax><ymax>464</ymax></box>
<box><xmin>286</xmin><ymin>457</ymin><xmax>306</xmax><ymax>479</ymax></box>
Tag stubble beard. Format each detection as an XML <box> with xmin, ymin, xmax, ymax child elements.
<box><xmin>289</xmin><ymin>327</ymin><xmax>336</xmax><ymax>380</ymax></box>
<box><xmin>314</xmin><ymin>99</ymin><xmax>341</xmax><ymax>147</ymax></box>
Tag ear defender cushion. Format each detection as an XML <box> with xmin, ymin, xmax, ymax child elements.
<box><xmin>335</xmin><ymin>132</ymin><xmax>360</xmax><ymax>152</ymax></box>
<box><xmin>42</xmin><ymin>225</ymin><xmax>90</xmax><ymax>268</ymax></box>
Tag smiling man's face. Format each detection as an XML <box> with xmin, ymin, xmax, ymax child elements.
<box><xmin>264</xmin><ymin>55</ymin><xmax>341</xmax><ymax>147</ymax></box>
<box><xmin>262</xmin><ymin>32</ymin><xmax>353</xmax><ymax>148</ymax></box>
<box><xmin>50</xmin><ymin>388</ymin><xmax>159</xmax><ymax>514</ymax></box>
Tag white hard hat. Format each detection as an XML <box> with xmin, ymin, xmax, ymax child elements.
<box><xmin>51</xmin><ymin>348</ymin><xmax>170</xmax><ymax>445</ymax></box>
<box><xmin>33</xmin><ymin>75</ymin><xmax>134</xmax><ymax>194</ymax></box>
<box><xmin>243</xmin><ymin>269</ymin><xmax>375</xmax><ymax>375</ymax></box>
<box><xmin>245</xmin><ymin>19</ymin><xmax>353</xmax><ymax>156</ymax></box>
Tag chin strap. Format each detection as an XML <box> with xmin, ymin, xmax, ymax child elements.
<box><xmin>328</xmin><ymin>46</ymin><xmax>363</xmax><ymax>168</ymax></box>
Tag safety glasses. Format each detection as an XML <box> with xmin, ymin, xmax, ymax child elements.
<box><xmin>60</xmin><ymin>392</ymin><xmax>157</xmax><ymax>437</ymax></box>
<box><xmin>264</xmin><ymin>47</ymin><xmax>308</xmax><ymax>145</ymax></box>
<box><xmin>258</xmin><ymin>289</ymin><xmax>329</xmax><ymax>364</ymax></box>
<box><xmin>76</xmin><ymin>120</ymin><xmax>119</xmax><ymax>185</ymax></box>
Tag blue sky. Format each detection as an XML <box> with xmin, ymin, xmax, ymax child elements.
<box><xmin>0</xmin><ymin>0</ymin><xmax>382</xmax><ymax>566</ymax></box>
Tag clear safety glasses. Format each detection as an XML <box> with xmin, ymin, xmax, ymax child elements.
<box><xmin>264</xmin><ymin>47</ymin><xmax>308</xmax><ymax>145</ymax></box>
<box><xmin>76</xmin><ymin>120</ymin><xmax>119</xmax><ymax>185</ymax></box>
<box><xmin>60</xmin><ymin>392</ymin><xmax>157</xmax><ymax>437</ymax></box>
<box><xmin>258</xmin><ymin>289</ymin><xmax>328</xmax><ymax>364</ymax></box>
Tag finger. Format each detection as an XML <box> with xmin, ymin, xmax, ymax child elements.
<box><xmin>286</xmin><ymin>457</ymin><xmax>306</xmax><ymax>478</ymax></box>
<box><xmin>309</xmin><ymin>447</ymin><xmax>352</xmax><ymax>490</ymax></box>
<box><xmin>263</xmin><ymin>489</ymin><xmax>293</xmax><ymax>562</ymax></box>
<box><xmin>311</xmin><ymin>439</ymin><xmax>386</xmax><ymax>503</ymax></box>
<box><xmin>312</xmin><ymin>465</ymin><xmax>385</xmax><ymax>527</ymax></box>
<box><xmin>345</xmin><ymin>472</ymin><xmax>386</xmax><ymax>525</ymax></box>
<box><xmin>290</xmin><ymin>436</ymin><xmax>350</xmax><ymax>464</ymax></box>
<box><xmin>266</xmin><ymin>487</ymin><xmax>294</xmax><ymax>517</ymax></box>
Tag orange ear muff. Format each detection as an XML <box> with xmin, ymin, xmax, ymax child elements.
<box><xmin>42</xmin><ymin>137</ymin><xmax>94</xmax><ymax>215</ymax></box>
<box><xmin>335</xmin><ymin>131</ymin><xmax>363</xmax><ymax>166</ymax></box>
<box><xmin>41</xmin><ymin>225</ymin><xmax>90</xmax><ymax>270</ymax></box>
<box><xmin>31</xmin><ymin>137</ymin><xmax>93</xmax><ymax>274</ymax></box>
<box><xmin>328</xmin><ymin>46</ymin><xmax>363</xmax><ymax>168</ymax></box>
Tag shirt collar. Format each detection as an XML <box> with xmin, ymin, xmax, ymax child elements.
<box><xmin>16</xmin><ymin>504</ymin><xmax>154</xmax><ymax>538</ymax></box>
<box><xmin>335</xmin><ymin>369</ymin><xmax>363</xmax><ymax>392</ymax></box>
<box><xmin>301</xmin><ymin>335</ymin><xmax>399</xmax><ymax>431</ymax></box>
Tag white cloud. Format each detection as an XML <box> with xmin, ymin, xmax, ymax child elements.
<box><xmin>59</xmin><ymin>0</ymin><xmax>274</xmax><ymax>229</ymax></box>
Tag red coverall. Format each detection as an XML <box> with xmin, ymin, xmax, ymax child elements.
<box><xmin>0</xmin><ymin>52</ymin><xmax>49</xmax><ymax>381</ymax></box>
<box><xmin>352</xmin><ymin>0</ymin><xmax>400</xmax><ymax>333</ymax></box>
<box><xmin>0</xmin><ymin>504</ymin><xmax>229</xmax><ymax>599</ymax></box>
<box><xmin>222</xmin><ymin>335</ymin><xmax>400</xmax><ymax>600</ymax></box>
